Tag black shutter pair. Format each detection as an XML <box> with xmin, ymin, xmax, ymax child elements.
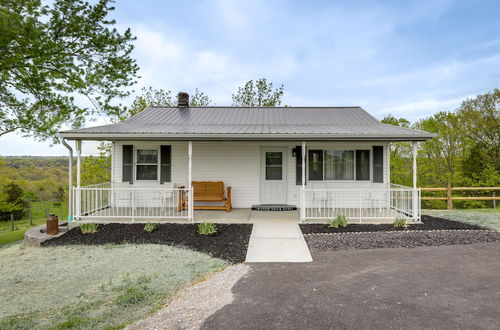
<box><xmin>122</xmin><ymin>145</ymin><xmax>171</xmax><ymax>183</ymax></box>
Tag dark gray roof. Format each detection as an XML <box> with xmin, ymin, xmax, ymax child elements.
<box><xmin>60</xmin><ymin>106</ymin><xmax>435</xmax><ymax>141</ymax></box>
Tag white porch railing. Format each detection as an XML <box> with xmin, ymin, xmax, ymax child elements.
<box><xmin>300</xmin><ymin>185</ymin><xmax>420</xmax><ymax>222</ymax></box>
<box><xmin>73</xmin><ymin>183</ymin><xmax>194</xmax><ymax>222</ymax></box>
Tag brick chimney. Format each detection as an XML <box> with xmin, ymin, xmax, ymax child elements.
<box><xmin>177</xmin><ymin>92</ymin><xmax>189</xmax><ymax>107</ymax></box>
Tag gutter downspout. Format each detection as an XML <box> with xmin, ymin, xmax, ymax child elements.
<box><xmin>60</xmin><ymin>137</ymin><xmax>73</xmax><ymax>222</ymax></box>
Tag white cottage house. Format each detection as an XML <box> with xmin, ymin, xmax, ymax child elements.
<box><xmin>59</xmin><ymin>92</ymin><xmax>434</xmax><ymax>223</ymax></box>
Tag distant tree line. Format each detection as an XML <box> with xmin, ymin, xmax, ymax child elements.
<box><xmin>383</xmin><ymin>88</ymin><xmax>499</xmax><ymax>208</ymax></box>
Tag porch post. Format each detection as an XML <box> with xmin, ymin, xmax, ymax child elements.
<box><xmin>76</xmin><ymin>140</ymin><xmax>81</xmax><ymax>188</ymax></box>
<box><xmin>60</xmin><ymin>137</ymin><xmax>73</xmax><ymax>221</ymax></box>
<box><xmin>412</xmin><ymin>141</ymin><xmax>419</xmax><ymax>221</ymax></box>
<box><xmin>188</xmin><ymin>141</ymin><xmax>193</xmax><ymax>221</ymax></box>
<box><xmin>76</xmin><ymin>140</ymin><xmax>82</xmax><ymax>221</ymax></box>
<box><xmin>301</xmin><ymin>141</ymin><xmax>306</xmax><ymax>222</ymax></box>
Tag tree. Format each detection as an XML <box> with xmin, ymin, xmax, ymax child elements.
<box><xmin>232</xmin><ymin>78</ymin><xmax>285</xmax><ymax>106</ymax></box>
<box><xmin>53</xmin><ymin>186</ymin><xmax>65</xmax><ymax>202</ymax></box>
<box><xmin>81</xmin><ymin>143</ymin><xmax>111</xmax><ymax>186</ymax></box>
<box><xmin>457</xmin><ymin>88</ymin><xmax>500</xmax><ymax>171</ymax></box>
<box><xmin>0</xmin><ymin>181</ymin><xmax>28</xmax><ymax>220</ymax></box>
<box><xmin>415</xmin><ymin>111</ymin><xmax>465</xmax><ymax>187</ymax></box>
<box><xmin>119</xmin><ymin>87</ymin><xmax>212</xmax><ymax>120</ymax></box>
<box><xmin>381</xmin><ymin>115</ymin><xmax>413</xmax><ymax>186</ymax></box>
<box><xmin>0</xmin><ymin>0</ymin><xmax>139</xmax><ymax>142</ymax></box>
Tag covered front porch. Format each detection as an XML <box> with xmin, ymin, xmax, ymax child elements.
<box><xmin>66</xmin><ymin>139</ymin><xmax>422</xmax><ymax>224</ymax></box>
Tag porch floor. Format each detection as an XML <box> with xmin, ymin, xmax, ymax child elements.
<box><xmin>72</xmin><ymin>208</ymin><xmax>412</xmax><ymax>224</ymax></box>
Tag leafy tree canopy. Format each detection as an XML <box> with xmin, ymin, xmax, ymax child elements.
<box><xmin>119</xmin><ymin>87</ymin><xmax>212</xmax><ymax>120</ymax></box>
<box><xmin>232</xmin><ymin>78</ymin><xmax>285</xmax><ymax>106</ymax></box>
<box><xmin>0</xmin><ymin>0</ymin><xmax>139</xmax><ymax>142</ymax></box>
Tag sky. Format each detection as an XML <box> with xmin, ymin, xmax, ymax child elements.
<box><xmin>1</xmin><ymin>0</ymin><xmax>499</xmax><ymax>156</ymax></box>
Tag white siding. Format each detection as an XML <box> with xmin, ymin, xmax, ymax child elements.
<box><xmin>111</xmin><ymin>141</ymin><xmax>390</xmax><ymax>208</ymax></box>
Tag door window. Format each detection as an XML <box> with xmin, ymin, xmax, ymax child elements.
<box><xmin>265</xmin><ymin>152</ymin><xmax>282</xmax><ymax>180</ymax></box>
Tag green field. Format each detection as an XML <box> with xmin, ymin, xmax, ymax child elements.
<box><xmin>423</xmin><ymin>208</ymin><xmax>500</xmax><ymax>230</ymax></box>
<box><xmin>0</xmin><ymin>201</ymin><xmax>68</xmax><ymax>245</ymax></box>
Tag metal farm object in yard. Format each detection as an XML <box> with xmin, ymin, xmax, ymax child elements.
<box><xmin>46</xmin><ymin>214</ymin><xmax>59</xmax><ymax>235</ymax></box>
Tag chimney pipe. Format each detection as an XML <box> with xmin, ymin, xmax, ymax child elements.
<box><xmin>177</xmin><ymin>92</ymin><xmax>189</xmax><ymax>107</ymax></box>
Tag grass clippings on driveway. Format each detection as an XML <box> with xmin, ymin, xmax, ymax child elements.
<box><xmin>43</xmin><ymin>223</ymin><xmax>253</xmax><ymax>263</ymax></box>
<box><xmin>300</xmin><ymin>215</ymin><xmax>486</xmax><ymax>234</ymax></box>
<box><xmin>0</xmin><ymin>244</ymin><xmax>226</xmax><ymax>329</ymax></box>
<box><xmin>423</xmin><ymin>208</ymin><xmax>500</xmax><ymax>230</ymax></box>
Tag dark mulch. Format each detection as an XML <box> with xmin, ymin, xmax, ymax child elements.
<box><xmin>300</xmin><ymin>215</ymin><xmax>486</xmax><ymax>234</ymax></box>
<box><xmin>305</xmin><ymin>231</ymin><xmax>500</xmax><ymax>252</ymax></box>
<box><xmin>42</xmin><ymin>223</ymin><xmax>252</xmax><ymax>264</ymax></box>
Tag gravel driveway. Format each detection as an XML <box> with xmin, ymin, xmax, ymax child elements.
<box><xmin>202</xmin><ymin>242</ymin><xmax>500</xmax><ymax>330</ymax></box>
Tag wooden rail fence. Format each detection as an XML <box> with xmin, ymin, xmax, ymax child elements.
<box><xmin>421</xmin><ymin>184</ymin><xmax>499</xmax><ymax>210</ymax></box>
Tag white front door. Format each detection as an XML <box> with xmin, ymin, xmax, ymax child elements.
<box><xmin>260</xmin><ymin>148</ymin><xmax>287</xmax><ymax>205</ymax></box>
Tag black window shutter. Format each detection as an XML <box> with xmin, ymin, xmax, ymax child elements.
<box><xmin>373</xmin><ymin>146</ymin><xmax>384</xmax><ymax>183</ymax></box>
<box><xmin>160</xmin><ymin>145</ymin><xmax>171</xmax><ymax>183</ymax></box>
<box><xmin>295</xmin><ymin>146</ymin><xmax>307</xmax><ymax>185</ymax></box>
<box><xmin>122</xmin><ymin>145</ymin><xmax>133</xmax><ymax>184</ymax></box>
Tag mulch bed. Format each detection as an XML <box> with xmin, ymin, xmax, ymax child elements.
<box><xmin>305</xmin><ymin>230</ymin><xmax>500</xmax><ymax>252</ymax></box>
<box><xmin>42</xmin><ymin>223</ymin><xmax>252</xmax><ymax>264</ymax></box>
<box><xmin>299</xmin><ymin>215</ymin><xmax>486</xmax><ymax>234</ymax></box>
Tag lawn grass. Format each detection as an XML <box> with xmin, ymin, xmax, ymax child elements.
<box><xmin>0</xmin><ymin>201</ymin><xmax>68</xmax><ymax>245</ymax></box>
<box><xmin>423</xmin><ymin>208</ymin><xmax>500</xmax><ymax>230</ymax></box>
<box><xmin>0</xmin><ymin>243</ymin><xmax>227</xmax><ymax>329</ymax></box>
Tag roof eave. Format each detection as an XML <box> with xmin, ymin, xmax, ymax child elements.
<box><xmin>58</xmin><ymin>132</ymin><xmax>436</xmax><ymax>142</ymax></box>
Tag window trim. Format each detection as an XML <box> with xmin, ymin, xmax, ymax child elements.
<box><xmin>307</xmin><ymin>148</ymin><xmax>373</xmax><ymax>182</ymax></box>
<box><xmin>134</xmin><ymin>147</ymin><xmax>160</xmax><ymax>182</ymax></box>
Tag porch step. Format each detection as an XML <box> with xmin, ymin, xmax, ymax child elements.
<box><xmin>251</xmin><ymin>204</ymin><xmax>297</xmax><ymax>211</ymax></box>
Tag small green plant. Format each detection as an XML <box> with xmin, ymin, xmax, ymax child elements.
<box><xmin>80</xmin><ymin>223</ymin><xmax>98</xmax><ymax>234</ymax></box>
<box><xmin>328</xmin><ymin>215</ymin><xmax>348</xmax><ymax>228</ymax></box>
<box><xmin>143</xmin><ymin>222</ymin><xmax>157</xmax><ymax>233</ymax></box>
<box><xmin>393</xmin><ymin>218</ymin><xmax>408</xmax><ymax>228</ymax></box>
<box><xmin>197</xmin><ymin>222</ymin><xmax>217</xmax><ymax>236</ymax></box>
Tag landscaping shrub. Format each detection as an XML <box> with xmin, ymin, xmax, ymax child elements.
<box><xmin>197</xmin><ymin>222</ymin><xmax>217</xmax><ymax>235</ymax></box>
<box><xmin>143</xmin><ymin>222</ymin><xmax>157</xmax><ymax>233</ymax></box>
<box><xmin>80</xmin><ymin>223</ymin><xmax>99</xmax><ymax>234</ymax></box>
<box><xmin>394</xmin><ymin>218</ymin><xmax>408</xmax><ymax>228</ymax></box>
<box><xmin>328</xmin><ymin>215</ymin><xmax>348</xmax><ymax>228</ymax></box>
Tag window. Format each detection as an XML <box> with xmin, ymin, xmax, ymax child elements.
<box><xmin>356</xmin><ymin>150</ymin><xmax>370</xmax><ymax>181</ymax></box>
<box><xmin>324</xmin><ymin>150</ymin><xmax>354</xmax><ymax>180</ymax></box>
<box><xmin>307</xmin><ymin>149</ymin><xmax>372</xmax><ymax>181</ymax></box>
<box><xmin>265</xmin><ymin>152</ymin><xmax>282</xmax><ymax>180</ymax></box>
<box><xmin>136</xmin><ymin>149</ymin><xmax>158</xmax><ymax>180</ymax></box>
<box><xmin>308</xmin><ymin>150</ymin><xmax>323</xmax><ymax>180</ymax></box>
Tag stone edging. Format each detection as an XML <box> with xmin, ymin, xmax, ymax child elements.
<box><xmin>303</xmin><ymin>229</ymin><xmax>492</xmax><ymax>236</ymax></box>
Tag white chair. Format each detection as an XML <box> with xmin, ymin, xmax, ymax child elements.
<box><xmin>308</xmin><ymin>182</ymin><xmax>334</xmax><ymax>216</ymax></box>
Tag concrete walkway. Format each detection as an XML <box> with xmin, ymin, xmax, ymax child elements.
<box><xmin>245</xmin><ymin>213</ymin><xmax>312</xmax><ymax>263</ymax></box>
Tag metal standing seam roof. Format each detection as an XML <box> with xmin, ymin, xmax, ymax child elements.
<box><xmin>59</xmin><ymin>106</ymin><xmax>436</xmax><ymax>141</ymax></box>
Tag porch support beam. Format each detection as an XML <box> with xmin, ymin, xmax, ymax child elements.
<box><xmin>301</xmin><ymin>142</ymin><xmax>306</xmax><ymax>189</ymax></box>
<box><xmin>188</xmin><ymin>141</ymin><xmax>193</xmax><ymax>222</ymax></box>
<box><xmin>188</xmin><ymin>141</ymin><xmax>192</xmax><ymax>188</ymax></box>
<box><xmin>412</xmin><ymin>141</ymin><xmax>418</xmax><ymax>189</ymax></box>
<box><xmin>60</xmin><ymin>137</ymin><xmax>73</xmax><ymax>221</ymax></box>
<box><xmin>412</xmin><ymin>141</ymin><xmax>419</xmax><ymax>221</ymax></box>
<box><xmin>76</xmin><ymin>140</ymin><xmax>82</xmax><ymax>188</ymax></box>
<box><xmin>300</xmin><ymin>141</ymin><xmax>306</xmax><ymax>223</ymax></box>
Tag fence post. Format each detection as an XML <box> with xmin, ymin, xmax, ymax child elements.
<box><xmin>10</xmin><ymin>213</ymin><xmax>14</xmax><ymax>231</ymax></box>
<box><xmin>493</xmin><ymin>191</ymin><xmax>496</xmax><ymax>209</ymax></box>
<box><xmin>446</xmin><ymin>182</ymin><xmax>453</xmax><ymax>210</ymax></box>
